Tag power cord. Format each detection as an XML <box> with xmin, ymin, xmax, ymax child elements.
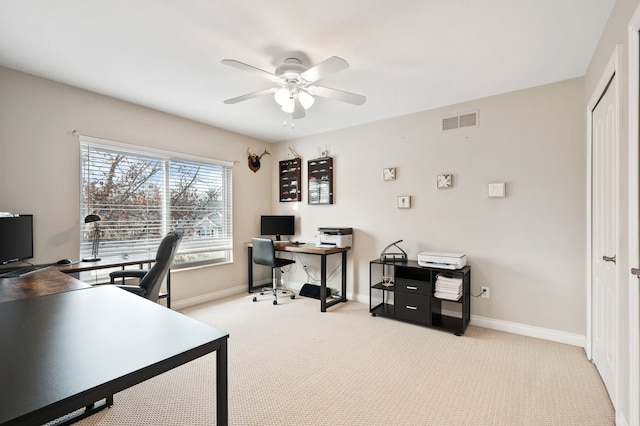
<box><xmin>471</xmin><ymin>288</ymin><xmax>487</xmax><ymax>298</ymax></box>
<box><xmin>294</xmin><ymin>253</ymin><xmax>341</xmax><ymax>297</ymax></box>
<box><xmin>300</xmin><ymin>262</ymin><xmax>341</xmax><ymax>282</ymax></box>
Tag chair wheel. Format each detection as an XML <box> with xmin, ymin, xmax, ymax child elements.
<box><xmin>273</xmin><ymin>300</ymin><xmax>278</xmax><ymax>305</ymax></box>
<box><xmin>291</xmin><ymin>295</ymin><xmax>295</xmax><ymax>299</ymax></box>
<box><xmin>252</xmin><ymin>297</ymin><xmax>257</xmax><ymax>302</ymax></box>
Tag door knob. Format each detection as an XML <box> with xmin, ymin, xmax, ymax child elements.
<box><xmin>602</xmin><ymin>255</ymin><xmax>616</xmax><ymax>264</ymax></box>
<box><xmin>631</xmin><ymin>267</ymin><xmax>640</xmax><ymax>277</ymax></box>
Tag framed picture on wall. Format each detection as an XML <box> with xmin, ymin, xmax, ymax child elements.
<box><xmin>397</xmin><ymin>195</ymin><xmax>411</xmax><ymax>209</ymax></box>
<box><xmin>383</xmin><ymin>167</ymin><xmax>396</xmax><ymax>181</ymax></box>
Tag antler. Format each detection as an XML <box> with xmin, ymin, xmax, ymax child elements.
<box><xmin>258</xmin><ymin>148</ymin><xmax>271</xmax><ymax>159</ymax></box>
<box><xmin>289</xmin><ymin>146</ymin><xmax>301</xmax><ymax>158</ymax></box>
<box><xmin>247</xmin><ymin>147</ymin><xmax>271</xmax><ymax>159</ymax></box>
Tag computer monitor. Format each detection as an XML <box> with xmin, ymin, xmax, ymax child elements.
<box><xmin>0</xmin><ymin>215</ymin><xmax>34</xmax><ymax>265</ymax></box>
<box><xmin>260</xmin><ymin>215</ymin><xmax>295</xmax><ymax>241</ymax></box>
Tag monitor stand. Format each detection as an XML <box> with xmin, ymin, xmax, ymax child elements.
<box><xmin>273</xmin><ymin>236</ymin><xmax>290</xmax><ymax>246</ymax></box>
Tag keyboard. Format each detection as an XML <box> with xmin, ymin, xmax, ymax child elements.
<box><xmin>0</xmin><ymin>264</ymin><xmax>52</xmax><ymax>278</ymax></box>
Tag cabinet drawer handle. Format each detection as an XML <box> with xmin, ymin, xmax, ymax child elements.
<box><xmin>406</xmin><ymin>286</ymin><xmax>418</xmax><ymax>290</ymax></box>
<box><xmin>405</xmin><ymin>305</ymin><xmax>418</xmax><ymax>310</ymax></box>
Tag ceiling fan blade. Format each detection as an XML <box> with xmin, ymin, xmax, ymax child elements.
<box><xmin>307</xmin><ymin>85</ymin><xmax>366</xmax><ymax>105</ymax></box>
<box><xmin>221</xmin><ymin>59</ymin><xmax>282</xmax><ymax>83</ymax></box>
<box><xmin>292</xmin><ymin>97</ymin><xmax>305</xmax><ymax>119</ymax></box>
<box><xmin>223</xmin><ymin>87</ymin><xmax>278</xmax><ymax>104</ymax></box>
<box><xmin>301</xmin><ymin>56</ymin><xmax>349</xmax><ymax>82</ymax></box>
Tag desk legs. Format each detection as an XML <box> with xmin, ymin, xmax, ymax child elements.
<box><xmin>341</xmin><ymin>250</ymin><xmax>347</xmax><ymax>300</ymax></box>
<box><xmin>320</xmin><ymin>255</ymin><xmax>327</xmax><ymax>312</ymax></box>
<box><xmin>321</xmin><ymin>251</ymin><xmax>348</xmax><ymax>312</ymax></box>
<box><xmin>247</xmin><ymin>246</ymin><xmax>254</xmax><ymax>293</ymax></box>
<box><xmin>216</xmin><ymin>337</ymin><xmax>228</xmax><ymax>426</ymax></box>
<box><xmin>166</xmin><ymin>270</ymin><xmax>171</xmax><ymax>309</ymax></box>
<box><xmin>247</xmin><ymin>246</ymin><xmax>347</xmax><ymax>312</ymax></box>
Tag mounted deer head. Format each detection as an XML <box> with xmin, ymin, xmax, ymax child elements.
<box><xmin>247</xmin><ymin>147</ymin><xmax>271</xmax><ymax>173</ymax></box>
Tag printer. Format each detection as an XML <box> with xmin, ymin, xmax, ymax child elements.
<box><xmin>315</xmin><ymin>227</ymin><xmax>353</xmax><ymax>248</ymax></box>
<box><xmin>417</xmin><ymin>251</ymin><xmax>467</xmax><ymax>270</ymax></box>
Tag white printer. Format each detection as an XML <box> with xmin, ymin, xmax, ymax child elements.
<box><xmin>417</xmin><ymin>251</ymin><xmax>467</xmax><ymax>270</ymax></box>
<box><xmin>315</xmin><ymin>227</ymin><xmax>353</xmax><ymax>248</ymax></box>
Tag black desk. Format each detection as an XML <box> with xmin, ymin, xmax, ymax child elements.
<box><xmin>55</xmin><ymin>254</ymin><xmax>173</xmax><ymax>308</ymax></box>
<box><xmin>246</xmin><ymin>242</ymin><xmax>349</xmax><ymax>312</ymax></box>
<box><xmin>0</xmin><ymin>285</ymin><xmax>229</xmax><ymax>425</ymax></box>
<box><xmin>0</xmin><ymin>268</ymin><xmax>91</xmax><ymax>303</ymax></box>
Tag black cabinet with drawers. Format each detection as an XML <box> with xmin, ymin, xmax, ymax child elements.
<box><xmin>369</xmin><ymin>259</ymin><xmax>471</xmax><ymax>335</ymax></box>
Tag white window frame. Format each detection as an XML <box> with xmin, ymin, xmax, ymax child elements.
<box><xmin>79</xmin><ymin>135</ymin><xmax>234</xmax><ymax>269</ymax></box>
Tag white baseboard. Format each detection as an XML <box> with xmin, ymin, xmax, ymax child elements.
<box><xmin>617</xmin><ymin>412</ymin><xmax>629</xmax><ymax>426</ymax></box>
<box><xmin>469</xmin><ymin>314</ymin><xmax>585</xmax><ymax>347</ymax></box>
<box><xmin>175</xmin><ymin>289</ymin><xmax>585</xmax><ymax>348</ymax></box>
<box><xmin>171</xmin><ymin>285</ymin><xmax>246</xmax><ymax>310</ymax></box>
<box><xmin>354</xmin><ymin>293</ymin><xmax>585</xmax><ymax>347</ymax></box>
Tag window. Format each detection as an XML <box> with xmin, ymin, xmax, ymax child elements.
<box><xmin>79</xmin><ymin>136</ymin><xmax>233</xmax><ymax>268</ymax></box>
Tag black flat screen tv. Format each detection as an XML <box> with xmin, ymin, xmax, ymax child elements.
<box><xmin>260</xmin><ymin>215</ymin><xmax>295</xmax><ymax>241</ymax></box>
<box><xmin>0</xmin><ymin>215</ymin><xmax>34</xmax><ymax>265</ymax></box>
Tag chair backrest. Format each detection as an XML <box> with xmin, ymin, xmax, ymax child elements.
<box><xmin>139</xmin><ymin>231</ymin><xmax>183</xmax><ymax>302</ymax></box>
<box><xmin>251</xmin><ymin>237</ymin><xmax>277</xmax><ymax>267</ymax></box>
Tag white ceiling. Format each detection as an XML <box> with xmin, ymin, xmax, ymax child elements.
<box><xmin>0</xmin><ymin>0</ymin><xmax>615</xmax><ymax>143</ymax></box>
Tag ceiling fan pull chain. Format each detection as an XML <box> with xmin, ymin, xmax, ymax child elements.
<box><xmin>282</xmin><ymin>119</ymin><xmax>295</xmax><ymax>129</ymax></box>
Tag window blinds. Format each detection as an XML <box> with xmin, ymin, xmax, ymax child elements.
<box><xmin>79</xmin><ymin>136</ymin><xmax>233</xmax><ymax>267</ymax></box>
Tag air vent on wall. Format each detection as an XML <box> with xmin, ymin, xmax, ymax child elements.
<box><xmin>442</xmin><ymin>111</ymin><xmax>478</xmax><ymax>131</ymax></box>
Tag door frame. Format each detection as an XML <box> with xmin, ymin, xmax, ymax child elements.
<box><xmin>627</xmin><ymin>7</ymin><xmax>640</xmax><ymax>425</ymax></box>
<box><xmin>585</xmin><ymin>44</ymin><xmax>621</xmax><ymax>406</ymax></box>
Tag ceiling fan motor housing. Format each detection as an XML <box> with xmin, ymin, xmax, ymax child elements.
<box><xmin>275</xmin><ymin>58</ymin><xmax>308</xmax><ymax>80</ymax></box>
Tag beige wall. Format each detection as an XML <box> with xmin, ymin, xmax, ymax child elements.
<box><xmin>271</xmin><ymin>78</ymin><xmax>586</xmax><ymax>336</ymax></box>
<box><xmin>0</xmin><ymin>66</ymin><xmax>273</xmax><ymax>303</ymax></box>
<box><xmin>0</xmin><ymin>65</ymin><xmax>588</xmax><ymax>337</ymax></box>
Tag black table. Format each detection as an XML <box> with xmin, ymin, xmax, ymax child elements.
<box><xmin>0</xmin><ymin>268</ymin><xmax>91</xmax><ymax>303</ymax></box>
<box><xmin>0</xmin><ymin>285</ymin><xmax>229</xmax><ymax>425</ymax></box>
<box><xmin>55</xmin><ymin>253</ymin><xmax>173</xmax><ymax>308</ymax></box>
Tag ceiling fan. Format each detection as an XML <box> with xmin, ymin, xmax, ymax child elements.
<box><xmin>221</xmin><ymin>56</ymin><xmax>366</xmax><ymax>119</ymax></box>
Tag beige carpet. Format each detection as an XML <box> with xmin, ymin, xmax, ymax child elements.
<box><xmin>74</xmin><ymin>293</ymin><xmax>614</xmax><ymax>425</ymax></box>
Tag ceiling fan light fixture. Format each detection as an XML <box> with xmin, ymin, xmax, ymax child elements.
<box><xmin>274</xmin><ymin>87</ymin><xmax>290</xmax><ymax>106</ymax></box>
<box><xmin>223</xmin><ymin>55</ymin><xmax>364</xmax><ymax>120</ymax></box>
<box><xmin>281</xmin><ymin>99</ymin><xmax>295</xmax><ymax>113</ymax></box>
<box><xmin>298</xmin><ymin>90</ymin><xmax>315</xmax><ymax>109</ymax></box>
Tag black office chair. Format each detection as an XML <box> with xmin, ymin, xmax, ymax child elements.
<box><xmin>109</xmin><ymin>231</ymin><xmax>183</xmax><ymax>303</ymax></box>
<box><xmin>251</xmin><ymin>237</ymin><xmax>296</xmax><ymax>305</ymax></box>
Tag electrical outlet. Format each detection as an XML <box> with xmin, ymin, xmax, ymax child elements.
<box><xmin>481</xmin><ymin>286</ymin><xmax>490</xmax><ymax>298</ymax></box>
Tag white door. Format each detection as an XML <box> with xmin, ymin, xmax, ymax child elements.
<box><xmin>630</xmin><ymin>13</ymin><xmax>640</xmax><ymax>424</ymax></box>
<box><xmin>591</xmin><ymin>74</ymin><xmax>618</xmax><ymax>405</ymax></box>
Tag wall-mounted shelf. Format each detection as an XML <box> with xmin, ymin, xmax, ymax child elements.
<box><xmin>308</xmin><ymin>157</ymin><xmax>333</xmax><ymax>205</ymax></box>
<box><xmin>279</xmin><ymin>158</ymin><xmax>301</xmax><ymax>202</ymax></box>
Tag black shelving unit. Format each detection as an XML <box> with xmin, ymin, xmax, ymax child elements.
<box><xmin>369</xmin><ymin>259</ymin><xmax>471</xmax><ymax>335</ymax></box>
